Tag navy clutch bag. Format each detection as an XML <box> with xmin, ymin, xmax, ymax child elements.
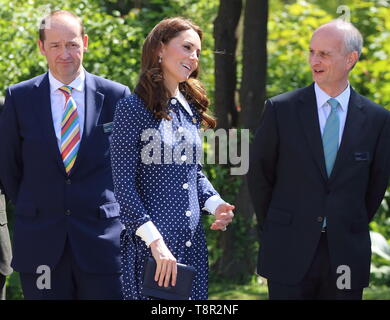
<box><xmin>141</xmin><ymin>257</ymin><xmax>196</xmax><ymax>300</ymax></box>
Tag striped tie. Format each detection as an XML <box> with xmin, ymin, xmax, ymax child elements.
<box><xmin>322</xmin><ymin>98</ymin><xmax>340</xmax><ymax>177</ymax></box>
<box><xmin>59</xmin><ymin>86</ymin><xmax>80</xmax><ymax>175</ymax></box>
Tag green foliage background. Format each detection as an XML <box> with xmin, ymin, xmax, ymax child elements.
<box><xmin>0</xmin><ymin>0</ymin><xmax>218</xmax><ymax>95</ymax></box>
<box><xmin>1</xmin><ymin>0</ymin><xmax>390</xmax><ymax>299</ymax></box>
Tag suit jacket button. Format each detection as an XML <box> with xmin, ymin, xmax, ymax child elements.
<box><xmin>65</xmin><ymin>209</ymin><xmax>71</xmax><ymax>216</ymax></box>
<box><xmin>317</xmin><ymin>216</ymin><xmax>323</xmax><ymax>223</ymax></box>
<box><xmin>66</xmin><ymin>179</ymin><xmax>71</xmax><ymax>185</ymax></box>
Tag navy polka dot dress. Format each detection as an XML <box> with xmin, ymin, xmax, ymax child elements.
<box><xmin>110</xmin><ymin>93</ymin><xmax>219</xmax><ymax>300</ymax></box>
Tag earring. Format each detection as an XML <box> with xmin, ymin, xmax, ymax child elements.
<box><xmin>158</xmin><ymin>56</ymin><xmax>162</xmax><ymax>64</ymax></box>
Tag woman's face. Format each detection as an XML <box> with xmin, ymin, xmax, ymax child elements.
<box><xmin>159</xmin><ymin>28</ymin><xmax>201</xmax><ymax>94</ymax></box>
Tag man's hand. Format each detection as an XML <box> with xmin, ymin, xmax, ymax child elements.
<box><xmin>150</xmin><ymin>238</ymin><xmax>177</xmax><ymax>287</ymax></box>
<box><xmin>210</xmin><ymin>203</ymin><xmax>235</xmax><ymax>231</ymax></box>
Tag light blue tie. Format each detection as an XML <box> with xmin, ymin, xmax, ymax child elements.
<box><xmin>321</xmin><ymin>98</ymin><xmax>340</xmax><ymax>230</ymax></box>
<box><xmin>322</xmin><ymin>98</ymin><xmax>340</xmax><ymax>177</ymax></box>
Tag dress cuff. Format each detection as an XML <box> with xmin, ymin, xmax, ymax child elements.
<box><xmin>203</xmin><ymin>195</ymin><xmax>226</xmax><ymax>215</ymax></box>
<box><xmin>135</xmin><ymin>221</ymin><xmax>162</xmax><ymax>247</ymax></box>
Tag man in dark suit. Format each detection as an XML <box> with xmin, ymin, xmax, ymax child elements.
<box><xmin>248</xmin><ymin>20</ymin><xmax>390</xmax><ymax>300</ymax></box>
<box><xmin>0</xmin><ymin>10</ymin><xmax>130</xmax><ymax>299</ymax></box>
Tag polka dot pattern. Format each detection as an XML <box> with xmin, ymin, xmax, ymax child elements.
<box><xmin>111</xmin><ymin>93</ymin><xmax>219</xmax><ymax>300</ymax></box>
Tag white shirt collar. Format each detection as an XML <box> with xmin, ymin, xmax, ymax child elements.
<box><xmin>48</xmin><ymin>69</ymin><xmax>85</xmax><ymax>94</ymax></box>
<box><xmin>175</xmin><ymin>91</ymin><xmax>193</xmax><ymax>116</ymax></box>
<box><xmin>314</xmin><ymin>82</ymin><xmax>350</xmax><ymax>112</ymax></box>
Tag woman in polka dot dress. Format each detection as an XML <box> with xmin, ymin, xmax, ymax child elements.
<box><xmin>110</xmin><ymin>17</ymin><xmax>235</xmax><ymax>300</ymax></box>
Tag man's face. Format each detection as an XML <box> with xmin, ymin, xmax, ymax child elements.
<box><xmin>38</xmin><ymin>14</ymin><xmax>88</xmax><ymax>84</ymax></box>
<box><xmin>309</xmin><ymin>27</ymin><xmax>355</xmax><ymax>92</ymax></box>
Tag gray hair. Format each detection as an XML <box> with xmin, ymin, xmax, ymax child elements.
<box><xmin>335</xmin><ymin>20</ymin><xmax>363</xmax><ymax>57</ymax></box>
<box><xmin>315</xmin><ymin>19</ymin><xmax>363</xmax><ymax>69</ymax></box>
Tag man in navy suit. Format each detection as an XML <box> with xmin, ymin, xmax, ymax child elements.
<box><xmin>248</xmin><ymin>20</ymin><xmax>390</xmax><ymax>299</ymax></box>
<box><xmin>0</xmin><ymin>10</ymin><xmax>130</xmax><ymax>299</ymax></box>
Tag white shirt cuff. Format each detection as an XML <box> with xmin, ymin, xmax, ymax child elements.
<box><xmin>135</xmin><ymin>221</ymin><xmax>162</xmax><ymax>247</ymax></box>
<box><xmin>203</xmin><ymin>195</ymin><xmax>226</xmax><ymax>215</ymax></box>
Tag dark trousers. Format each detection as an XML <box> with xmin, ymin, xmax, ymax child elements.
<box><xmin>268</xmin><ymin>232</ymin><xmax>363</xmax><ymax>300</ymax></box>
<box><xmin>19</xmin><ymin>240</ymin><xmax>123</xmax><ymax>300</ymax></box>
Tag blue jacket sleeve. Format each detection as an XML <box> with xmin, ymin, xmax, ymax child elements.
<box><xmin>247</xmin><ymin>99</ymin><xmax>279</xmax><ymax>234</ymax></box>
<box><xmin>0</xmin><ymin>87</ymin><xmax>23</xmax><ymax>204</ymax></box>
<box><xmin>196</xmin><ymin>163</ymin><xmax>220</xmax><ymax>214</ymax></box>
<box><xmin>110</xmin><ymin>97</ymin><xmax>151</xmax><ymax>235</ymax></box>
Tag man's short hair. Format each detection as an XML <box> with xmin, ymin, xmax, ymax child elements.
<box><xmin>315</xmin><ymin>19</ymin><xmax>363</xmax><ymax>69</ymax></box>
<box><xmin>332</xmin><ymin>19</ymin><xmax>363</xmax><ymax>58</ymax></box>
<box><xmin>39</xmin><ymin>10</ymin><xmax>85</xmax><ymax>42</ymax></box>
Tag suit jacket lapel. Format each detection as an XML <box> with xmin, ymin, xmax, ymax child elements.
<box><xmin>297</xmin><ymin>83</ymin><xmax>328</xmax><ymax>182</ymax></box>
<box><xmin>33</xmin><ymin>74</ymin><xmax>67</xmax><ymax>176</ymax></box>
<box><xmin>329</xmin><ymin>88</ymin><xmax>366</xmax><ymax>182</ymax></box>
<box><xmin>69</xmin><ymin>72</ymin><xmax>104</xmax><ymax>175</ymax></box>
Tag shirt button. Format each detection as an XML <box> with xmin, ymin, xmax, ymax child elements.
<box><xmin>185</xmin><ymin>241</ymin><xmax>192</xmax><ymax>247</ymax></box>
<box><xmin>186</xmin><ymin>210</ymin><xmax>192</xmax><ymax>217</ymax></box>
<box><xmin>171</xmin><ymin>98</ymin><xmax>177</xmax><ymax>105</ymax></box>
<box><xmin>317</xmin><ymin>216</ymin><xmax>323</xmax><ymax>223</ymax></box>
<box><xmin>183</xmin><ymin>183</ymin><xmax>189</xmax><ymax>189</ymax></box>
<box><xmin>181</xmin><ymin>155</ymin><xmax>187</xmax><ymax>162</ymax></box>
<box><xmin>178</xmin><ymin>127</ymin><xmax>184</xmax><ymax>133</ymax></box>
<box><xmin>65</xmin><ymin>209</ymin><xmax>71</xmax><ymax>216</ymax></box>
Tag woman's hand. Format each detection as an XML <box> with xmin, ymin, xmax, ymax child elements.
<box><xmin>211</xmin><ymin>203</ymin><xmax>235</xmax><ymax>231</ymax></box>
<box><xmin>149</xmin><ymin>238</ymin><xmax>177</xmax><ymax>287</ymax></box>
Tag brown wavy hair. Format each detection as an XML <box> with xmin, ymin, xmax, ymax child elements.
<box><xmin>134</xmin><ymin>17</ymin><xmax>216</xmax><ymax>128</ymax></box>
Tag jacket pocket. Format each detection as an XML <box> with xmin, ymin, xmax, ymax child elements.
<box><xmin>96</xmin><ymin>122</ymin><xmax>113</xmax><ymax>135</ymax></box>
<box><xmin>266</xmin><ymin>208</ymin><xmax>293</xmax><ymax>226</ymax></box>
<box><xmin>99</xmin><ymin>202</ymin><xmax>120</xmax><ymax>219</ymax></box>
